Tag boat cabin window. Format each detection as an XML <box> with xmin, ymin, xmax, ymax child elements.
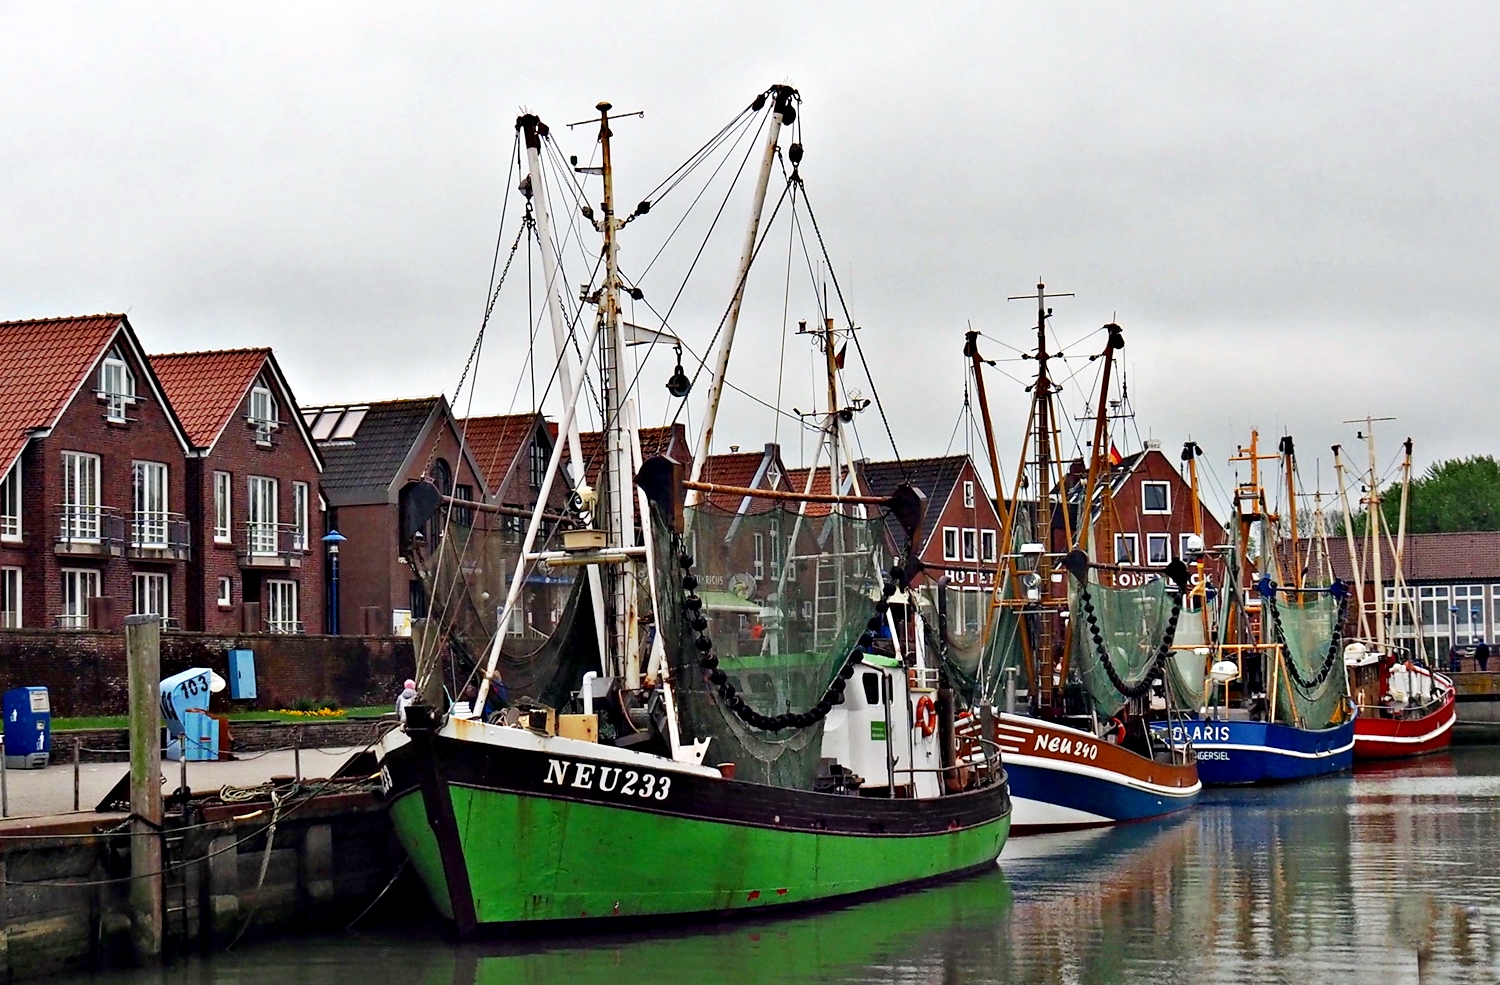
<box><xmin>862</xmin><ymin>672</ymin><xmax>881</xmax><ymax>705</ymax></box>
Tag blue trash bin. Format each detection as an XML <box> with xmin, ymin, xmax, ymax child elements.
<box><xmin>3</xmin><ymin>687</ymin><xmax>51</xmax><ymax>769</ymax></box>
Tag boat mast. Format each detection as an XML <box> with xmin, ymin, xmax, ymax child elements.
<box><xmin>687</xmin><ymin>86</ymin><xmax>797</xmax><ymax>506</ymax></box>
<box><xmin>1331</xmin><ymin>444</ymin><xmax>1370</xmax><ymax>639</ymax></box>
<box><xmin>1280</xmin><ymin>436</ymin><xmax>1302</xmax><ymax>590</ymax></box>
<box><xmin>1360</xmin><ymin>417</ymin><xmax>1388</xmax><ymax>649</ymax></box>
<box><xmin>1393</xmin><ymin>438</ymin><xmax>1419</xmax><ymax>659</ymax></box>
<box><xmin>1182</xmin><ymin>440</ymin><xmax>1210</xmax><ymax>637</ymax></box>
<box><xmin>518</xmin><ymin>112</ymin><xmax>610</xmax><ymax>667</ymax></box>
<box><xmin>593</xmin><ymin>101</ymin><xmax>641</xmax><ymax>686</ymax></box>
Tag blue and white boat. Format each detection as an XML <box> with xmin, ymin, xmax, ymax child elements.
<box><xmin>1160</xmin><ymin>431</ymin><xmax>1357</xmax><ymax>787</ymax></box>
<box><xmin>1158</xmin><ymin>715</ymin><xmax>1355</xmax><ymax>785</ymax></box>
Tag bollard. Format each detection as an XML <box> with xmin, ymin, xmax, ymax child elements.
<box><xmin>126</xmin><ymin>614</ymin><xmax>163</xmax><ymax>966</ymax></box>
<box><xmin>73</xmin><ymin>737</ymin><xmax>81</xmax><ymax>811</ymax></box>
<box><xmin>180</xmin><ymin>747</ymin><xmax>188</xmax><ymax>800</ymax></box>
<box><xmin>294</xmin><ymin>726</ymin><xmax>302</xmax><ymax>783</ymax></box>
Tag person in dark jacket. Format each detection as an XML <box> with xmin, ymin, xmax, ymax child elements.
<box><xmin>1476</xmin><ymin>638</ymin><xmax>1491</xmax><ymax>672</ymax></box>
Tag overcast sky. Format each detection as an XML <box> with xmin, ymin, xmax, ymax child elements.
<box><xmin>3</xmin><ymin>3</ymin><xmax>1495</xmax><ymax>514</ymax></box>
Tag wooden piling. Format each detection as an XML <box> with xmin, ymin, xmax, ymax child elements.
<box><xmin>125</xmin><ymin>614</ymin><xmax>163</xmax><ymax>966</ymax></box>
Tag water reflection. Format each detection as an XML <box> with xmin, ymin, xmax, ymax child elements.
<box><xmin>57</xmin><ymin>748</ymin><xmax>1500</xmax><ymax>985</ymax></box>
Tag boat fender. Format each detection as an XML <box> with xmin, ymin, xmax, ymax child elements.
<box><xmin>914</xmin><ymin>695</ymin><xmax>938</xmax><ymax>737</ymax></box>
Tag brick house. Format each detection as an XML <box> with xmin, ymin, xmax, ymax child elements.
<box><xmin>863</xmin><ymin>455</ymin><xmax>1004</xmax><ymax>639</ymax></box>
<box><xmin>1069</xmin><ymin>440</ymin><xmax>1228</xmax><ymax>589</ymax></box>
<box><xmin>458</xmin><ymin>412</ymin><xmax>567</xmax><ymax>513</ymax></box>
<box><xmin>302</xmin><ymin>397</ymin><xmax>489</xmax><ymax>636</ymax></box>
<box><xmin>0</xmin><ymin>314</ymin><xmax>193</xmax><ymax>630</ymax></box>
<box><xmin>151</xmin><ymin>348</ymin><xmax>325</xmax><ymax>634</ymax></box>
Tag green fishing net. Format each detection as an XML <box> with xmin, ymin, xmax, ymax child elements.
<box><xmin>1166</xmin><ymin>609</ymin><xmax>1209</xmax><ymax>710</ymax></box>
<box><xmin>1269</xmin><ymin>593</ymin><xmax>1347</xmax><ymax>729</ymax></box>
<box><xmin>948</xmin><ymin>581</ymin><xmax>1026</xmax><ymax>707</ymax></box>
<box><xmin>1069</xmin><ymin>576</ymin><xmax>1178</xmax><ymax>718</ymax></box>
<box><xmin>659</xmin><ymin>500</ymin><xmax>887</xmax><ymax>789</ymax></box>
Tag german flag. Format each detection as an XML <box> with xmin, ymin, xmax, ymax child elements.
<box><xmin>1108</xmin><ymin>443</ymin><xmax>1123</xmax><ymax>467</ymax></box>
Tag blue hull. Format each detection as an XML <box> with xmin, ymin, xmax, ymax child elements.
<box><xmin>1156</xmin><ymin>718</ymin><xmax>1355</xmax><ymax>786</ymax></box>
<box><xmin>1005</xmin><ymin>759</ymin><xmax>1201</xmax><ymax>831</ymax></box>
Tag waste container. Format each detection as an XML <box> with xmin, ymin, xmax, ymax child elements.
<box><xmin>3</xmin><ymin>687</ymin><xmax>51</xmax><ymax>769</ymax></box>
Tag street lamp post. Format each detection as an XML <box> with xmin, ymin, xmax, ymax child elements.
<box><xmin>322</xmin><ymin>530</ymin><xmax>346</xmax><ymax>635</ymax></box>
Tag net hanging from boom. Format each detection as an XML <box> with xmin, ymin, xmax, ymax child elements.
<box><xmin>658</xmin><ymin>500</ymin><xmax>887</xmax><ymax>790</ymax></box>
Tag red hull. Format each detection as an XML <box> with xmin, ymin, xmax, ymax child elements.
<box><xmin>1352</xmin><ymin>682</ymin><xmax>1456</xmax><ymax>760</ymax></box>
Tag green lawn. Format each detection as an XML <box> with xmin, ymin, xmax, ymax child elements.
<box><xmin>53</xmin><ymin>705</ymin><xmax>392</xmax><ymax>731</ymax></box>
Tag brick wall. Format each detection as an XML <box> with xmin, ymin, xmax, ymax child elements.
<box><xmin>0</xmin><ymin>629</ymin><xmax>415</xmax><ymax>716</ymax></box>
<box><xmin>2</xmin><ymin>333</ymin><xmax>191</xmax><ymax>629</ymax></box>
<box><xmin>192</xmin><ymin>370</ymin><xmax>325</xmax><ymax>635</ymax></box>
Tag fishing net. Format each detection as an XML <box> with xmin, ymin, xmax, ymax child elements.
<box><xmin>1069</xmin><ymin>575</ymin><xmax>1178</xmax><ymax>718</ymax></box>
<box><xmin>948</xmin><ymin>583</ymin><xmax>1026</xmax><ymax>707</ymax></box>
<box><xmin>413</xmin><ymin>507</ymin><xmax>598</xmax><ymax>708</ymax></box>
<box><xmin>660</xmin><ymin>499</ymin><xmax>886</xmax><ymax>789</ymax></box>
<box><xmin>1270</xmin><ymin>593</ymin><xmax>1347</xmax><ymax>730</ymax></box>
<box><xmin>1166</xmin><ymin>608</ymin><xmax>1209</xmax><ymax>710</ymax></box>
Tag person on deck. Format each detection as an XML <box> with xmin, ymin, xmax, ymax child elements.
<box><xmin>396</xmin><ymin>679</ymin><xmax>418</xmax><ymax>722</ymax></box>
<box><xmin>1477</xmin><ymin>638</ymin><xmax>1491</xmax><ymax>672</ymax></box>
<box><xmin>1449</xmin><ymin>644</ymin><xmax>1463</xmax><ymax>673</ymax></box>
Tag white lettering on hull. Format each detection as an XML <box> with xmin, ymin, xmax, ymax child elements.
<box><xmin>543</xmin><ymin>758</ymin><xmax>672</xmax><ymax>801</ymax></box>
<box><xmin>1034</xmin><ymin>732</ymin><xmax>1099</xmax><ymax>761</ymax></box>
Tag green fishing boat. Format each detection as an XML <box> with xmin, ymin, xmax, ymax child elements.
<box><xmin>377</xmin><ymin>86</ymin><xmax>1009</xmax><ymax>933</ymax></box>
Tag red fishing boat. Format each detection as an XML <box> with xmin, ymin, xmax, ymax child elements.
<box><xmin>1348</xmin><ymin>646</ymin><xmax>1456</xmax><ymax>759</ymax></box>
<box><xmin>1332</xmin><ymin>427</ymin><xmax>1455</xmax><ymax>761</ymax></box>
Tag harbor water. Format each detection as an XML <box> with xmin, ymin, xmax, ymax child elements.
<box><xmin>57</xmin><ymin>746</ymin><xmax>1500</xmax><ymax>984</ymax></box>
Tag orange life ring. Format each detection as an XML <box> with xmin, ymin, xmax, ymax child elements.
<box><xmin>914</xmin><ymin>695</ymin><xmax>938</xmax><ymax>737</ymax></box>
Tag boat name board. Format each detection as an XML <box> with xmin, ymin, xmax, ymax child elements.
<box><xmin>542</xmin><ymin>758</ymin><xmax>673</xmax><ymax>801</ymax></box>
<box><xmin>1155</xmin><ymin>723</ymin><xmax>1232</xmax><ymax>744</ymax></box>
<box><xmin>1033</xmin><ymin>732</ymin><xmax>1099</xmax><ymax>761</ymax></box>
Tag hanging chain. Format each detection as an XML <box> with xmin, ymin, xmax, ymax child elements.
<box><xmin>1263</xmin><ymin>588</ymin><xmax>1348</xmax><ymax>691</ymax></box>
<box><xmin>1075</xmin><ymin>582</ymin><xmax>1184</xmax><ymax>700</ymax></box>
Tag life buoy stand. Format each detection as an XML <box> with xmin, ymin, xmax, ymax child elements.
<box><xmin>914</xmin><ymin>695</ymin><xmax>938</xmax><ymax>737</ymax></box>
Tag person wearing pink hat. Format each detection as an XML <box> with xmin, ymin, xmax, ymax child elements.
<box><xmin>396</xmin><ymin>678</ymin><xmax>418</xmax><ymax>722</ymax></box>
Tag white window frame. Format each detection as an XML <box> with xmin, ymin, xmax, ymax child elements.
<box><xmin>529</xmin><ymin>440</ymin><xmax>547</xmax><ymax>488</ymax></box>
<box><xmin>962</xmin><ymin>528</ymin><xmax>978</xmax><ymax>563</ymax></box>
<box><xmin>1141</xmin><ymin>481</ymin><xmax>1171</xmax><ymax>515</ymax></box>
<box><xmin>132</xmin><ymin>571</ymin><xmax>168</xmax><ymax>619</ymax></box>
<box><xmin>292</xmin><ymin>481</ymin><xmax>309</xmax><ymax>551</ymax></box>
<box><xmin>1</xmin><ymin>567</ymin><xmax>20</xmax><ymax>628</ymax></box>
<box><xmin>266</xmin><ymin>579</ymin><xmax>299</xmax><ymax>633</ymax></box>
<box><xmin>1114</xmin><ymin>533</ymin><xmax>1139</xmax><ymax>565</ymax></box>
<box><xmin>60</xmin><ymin>568</ymin><xmax>99</xmax><ymax>629</ymax></box>
<box><xmin>217</xmin><ymin>576</ymin><xmax>233</xmax><ymax>608</ymax></box>
<box><xmin>214</xmin><ymin>472</ymin><xmax>232</xmax><ymax>543</ymax></box>
<box><xmin>753</xmin><ymin>532</ymin><xmax>765</xmax><ymax>580</ymax></box>
<box><xmin>980</xmin><ymin>529</ymin><xmax>997</xmax><ymax>564</ymax></box>
<box><xmin>942</xmin><ymin>527</ymin><xmax>959</xmax><ymax>562</ymax></box>
<box><xmin>1455</xmin><ymin>584</ymin><xmax>1485</xmax><ymax>645</ymax></box>
<box><xmin>248</xmin><ymin>476</ymin><xmax>278</xmax><ymax>555</ymax></box>
<box><xmin>61</xmin><ymin>452</ymin><xmax>101</xmax><ymax>542</ymax></box>
<box><xmin>1146</xmin><ymin>532</ymin><xmax>1171</xmax><ymax>566</ymax></box>
<box><xmin>99</xmin><ymin>348</ymin><xmax>136</xmax><ymax>423</ymax></box>
<box><xmin>131</xmin><ymin>461</ymin><xmax>169</xmax><ymax>548</ymax></box>
<box><xmin>249</xmin><ymin>383</ymin><xmax>279</xmax><ymax>425</ymax></box>
<box><xmin>963</xmin><ymin>481</ymin><xmax>975</xmax><ymax>509</ymax></box>
<box><xmin>1</xmin><ymin>460</ymin><xmax>20</xmax><ymax>542</ymax></box>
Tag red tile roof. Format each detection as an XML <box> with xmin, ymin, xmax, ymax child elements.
<box><xmin>0</xmin><ymin>314</ymin><xmax>126</xmax><ymax>476</ymax></box>
<box><xmin>699</xmin><ymin>450</ymin><xmax>773</xmax><ymax>509</ymax></box>
<box><xmin>150</xmin><ymin>348</ymin><xmax>271</xmax><ymax>448</ymax></box>
<box><xmin>569</xmin><ymin>424</ymin><xmax>691</xmax><ymax>488</ymax></box>
<box><xmin>784</xmin><ymin>464</ymin><xmax>869</xmax><ymax>517</ymax></box>
<box><xmin>458</xmin><ymin>413</ymin><xmax>543</xmax><ymax>498</ymax></box>
<box><xmin>1290</xmin><ymin>531</ymin><xmax>1500</xmax><ymax>584</ymax></box>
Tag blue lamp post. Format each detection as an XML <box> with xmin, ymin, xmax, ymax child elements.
<box><xmin>322</xmin><ymin>530</ymin><xmax>347</xmax><ymax>635</ymax></box>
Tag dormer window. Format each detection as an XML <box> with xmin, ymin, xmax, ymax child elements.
<box><xmin>99</xmin><ymin>348</ymin><xmax>136</xmax><ymax>423</ymax></box>
<box><xmin>529</xmin><ymin>439</ymin><xmax>547</xmax><ymax>488</ymax></box>
<box><xmin>248</xmin><ymin>383</ymin><xmax>278</xmax><ymax>445</ymax></box>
